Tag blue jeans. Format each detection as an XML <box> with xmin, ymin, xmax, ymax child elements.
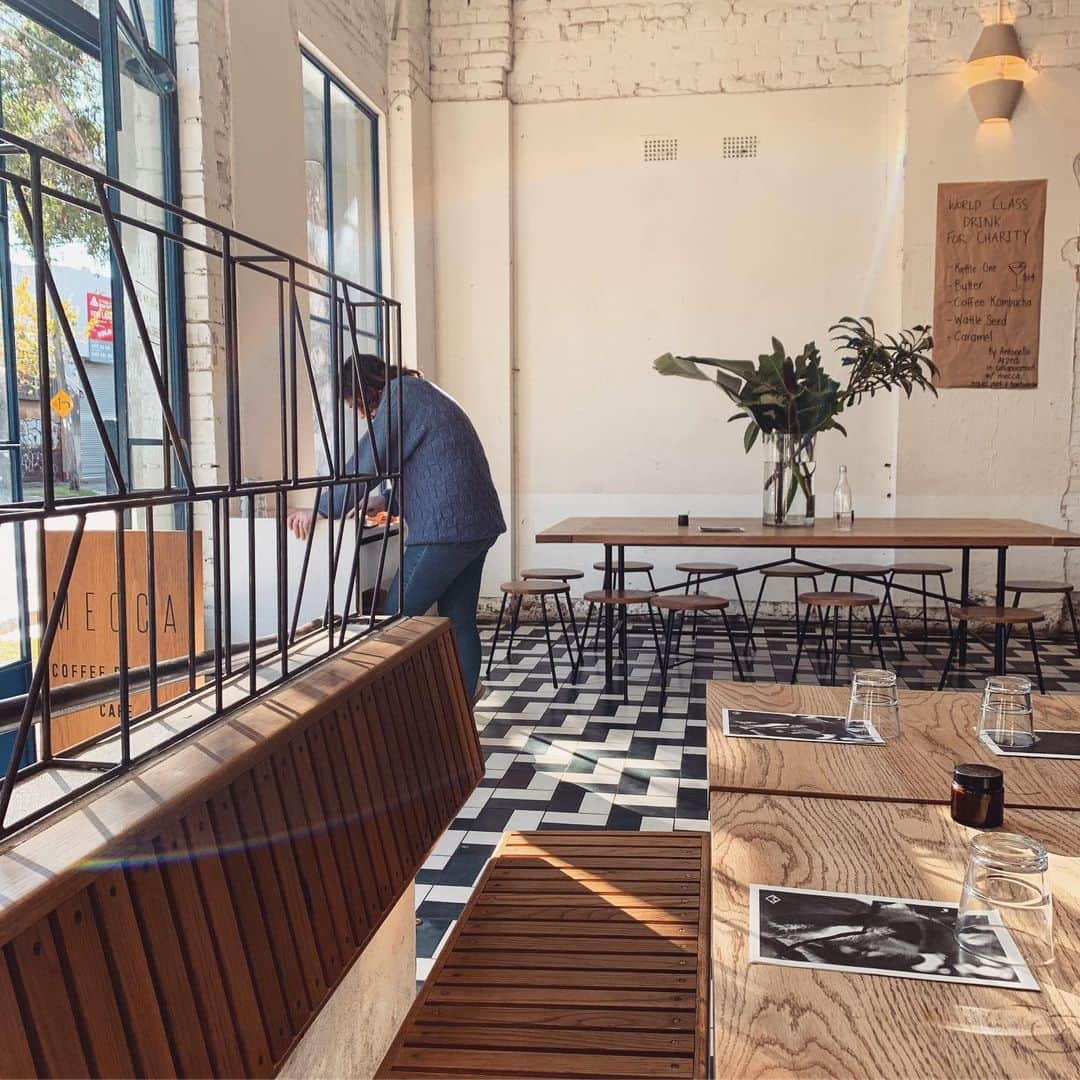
<box><xmin>381</xmin><ymin>538</ymin><xmax>495</xmax><ymax>694</ymax></box>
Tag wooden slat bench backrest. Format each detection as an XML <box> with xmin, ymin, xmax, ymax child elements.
<box><xmin>378</xmin><ymin>830</ymin><xmax>710</xmax><ymax>1079</ymax></box>
<box><xmin>0</xmin><ymin>616</ymin><xmax>482</xmax><ymax>1079</ymax></box>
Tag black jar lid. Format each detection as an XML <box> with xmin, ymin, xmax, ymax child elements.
<box><xmin>953</xmin><ymin>763</ymin><xmax>1004</xmax><ymax>792</ymax></box>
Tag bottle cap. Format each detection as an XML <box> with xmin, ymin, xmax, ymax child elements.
<box><xmin>953</xmin><ymin>762</ymin><xmax>1004</xmax><ymax>792</ymax></box>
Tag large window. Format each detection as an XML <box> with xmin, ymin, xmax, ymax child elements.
<box><xmin>0</xmin><ymin>0</ymin><xmax>180</xmax><ymax>697</ymax></box>
<box><xmin>300</xmin><ymin>50</ymin><xmax>381</xmax><ymax>469</ymax></box>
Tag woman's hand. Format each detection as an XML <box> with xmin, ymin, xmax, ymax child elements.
<box><xmin>287</xmin><ymin>509</ymin><xmax>316</xmax><ymax>540</ymax></box>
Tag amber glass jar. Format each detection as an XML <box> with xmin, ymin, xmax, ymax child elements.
<box><xmin>951</xmin><ymin>763</ymin><xmax>1004</xmax><ymax>829</ymax></box>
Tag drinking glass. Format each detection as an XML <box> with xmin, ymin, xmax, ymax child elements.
<box><xmin>955</xmin><ymin>833</ymin><xmax>1054</xmax><ymax>968</ymax></box>
<box><xmin>846</xmin><ymin>669</ymin><xmax>901</xmax><ymax>741</ymax></box>
<box><xmin>978</xmin><ymin>676</ymin><xmax>1035</xmax><ymax>749</ymax></box>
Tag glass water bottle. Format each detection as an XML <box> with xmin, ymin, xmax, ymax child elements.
<box><xmin>833</xmin><ymin>465</ymin><xmax>853</xmax><ymax>531</ymax></box>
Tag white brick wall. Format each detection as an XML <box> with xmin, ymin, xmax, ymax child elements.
<box><xmin>391</xmin><ymin>0</ymin><xmax>433</xmax><ymax>102</ymax></box>
<box><xmin>432</xmin><ymin>0</ymin><xmax>514</xmax><ymax>100</ymax></box>
<box><xmin>429</xmin><ymin>0</ymin><xmax>1080</xmax><ymax>103</ymax></box>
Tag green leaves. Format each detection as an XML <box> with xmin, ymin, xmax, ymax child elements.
<box><xmin>654</xmin><ymin>316</ymin><xmax>935</xmax><ymax>454</ymax></box>
<box><xmin>830</xmin><ymin>316</ymin><xmax>937</xmax><ymax>408</ymax></box>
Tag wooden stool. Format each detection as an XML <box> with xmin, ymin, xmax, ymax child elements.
<box><xmin>888</xmin><ymin>562</ymin><xmax>954</xmax><ymax>643</ymax></box>
<box><xmin>586</xmin><ymin>560</ymin><xmax>656</xmax><ymax>651</ymax></box>
<box><xmin>791</xmin><ymin>591</ymin><xmax>887</xmax><ymax>686</ymax></box>
<box><xmin>592</xmin><ymin>559</ymin><xmax>656</xmax><ymax>588</ymax></box>
<box><xmin>517</xmin><ymin>568</ymin><xmax>585</xmax><ymax>661</ymax></box>
<box><xmin>745</xmin><ymin>564</ymin><xmax>823</xmax><ymax>652</ymax></box>
<box><xmin>825</xmin><ymin>562</ymin><xmax>905</xmax><ymax>658</ymax></box>
<box><xmin>675</xmin><ymin>561</ymin><xmax>755</xmax><ymax>650</ymax></box>
<box><xmin>377</xmin><ymin>831</ymin><xmax>710</xmax><ymax>1079</ymax></box>
<box><xmin>487</xmin><ymin>581</ymin><xmax>578</xmax><ymax>688</ymax></box>
<box><xmin>1006</xmin><ymin>581</ymin><xmax>1080</xmax><ymax>659</ymax></box>
<box><xmin>579</xmin><ymin>589</ymin><xmax>662</xmax><ymax>703</ymax></box>
<box><xmin>939</xmin><ymin>605</ymin><xmax>1046</xmax><ymax>694</ymax></box>
<box><xmin>654</xmin><ymin>594</ymin><xmax>744</xmax><ymax>705</ymax></box>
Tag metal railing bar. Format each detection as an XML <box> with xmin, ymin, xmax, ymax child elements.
<box><xmin>291</xmin><ymin>298</ymin><xmax>334</xmax><ymax>470</ymax></box>
<box><xmin>30</xmin><ymin>153</ymin><xmax>55</xmax><ymax>511</ymax></box>
<box><xmin>8</xmin><ymin>183</ymin><xmax>128</xmax><ymax>494</ymax></box>
<box><xmin>0</xmin><ymin>616</ymin><xmax>326</xmax><ymax>731</ymax></box>
<box><xmin>289</xmin><ymin>485</ymin><xmax>324</xmax><ymax>645</ymax></box>
<box><xmin>0</xmin><ymin>514</ymin><xmax>86</xmax><ymax>826</ymax></box>
<box><xmin>93</xmin><ymin>178</ymin><xmax>196</xmax><ymax>490</ymax></box>
<box><xmin>115</xmin><ymin>509</ymin><xmax>131</xmax><ymax>766</ymax></box>
<box><xmin>0</xmin><ymin>128</ymin><xmax>390</xmax><ymax>302</ymax></box>
<box><xmin>342</xmin><ymin>284</ymin><xmax>382</xmax><ymax>476</ymax></box>
<box><xmin>0</xmin><ymin>170</ymin><xmax>222</xmax><ymax>260</ymax></box>
<box><xmin>0</xmin><ymin>473</ymin><xmax>401</xmax><ymax>524</ymax></box>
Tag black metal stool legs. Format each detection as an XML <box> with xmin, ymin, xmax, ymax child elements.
<box><xmin>486</xmin><ymin>591</ymin><xmax>509</xmax><ymax>678</ymax></box>
<box><xmin>1027</xmin><ymin>623</ymin><xmax>1046</xmax><ymax>694</ymax></box>
<box><xmin>1067</xmin><ymin>592</ymin><xmax>1080</xmax><ymax>659</ymax></box>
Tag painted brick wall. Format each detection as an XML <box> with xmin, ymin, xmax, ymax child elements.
<box><xmin>429</xmin><ymin>0</ymin><xmax>1080</xmax><ymax>103</ymax></box>
<box><xmin>432</xmin><ymin>0</ymin><xmax>515</xmax><ymax>100</ymax></box>
<box><xmin>174</xmin><ymin>0</ymin><xmax>232</xmax><ymax>498</ymax></box>
<box><xmin>392</xmin><ymin>0</ymin><xmax>434</xmax><ymax>102</ymax></box>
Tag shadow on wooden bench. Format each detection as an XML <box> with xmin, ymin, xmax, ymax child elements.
<box><xmin>0</xmin><ymin>616</ymin><xmax>482</xmax><ymax>1078</ymax></box>
<box><xmin>378</xmin><ymin>830</ymin><xmax>710</xmax><ymax>1079</ymax></box>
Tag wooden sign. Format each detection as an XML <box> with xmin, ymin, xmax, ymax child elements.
<box><xmin>45</xmin><ymin>529</ymin><xmax>203</xmax><ymax>752</ymax></box>
<box><xmin>932</xmin><ymin>178</ymin><xmax>1046</xmax><ymax>388</ymax></box>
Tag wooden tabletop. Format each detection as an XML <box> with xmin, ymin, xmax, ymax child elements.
<box><xmin>536</xmin><ymin>516</ymin><xmax>1080</xmax><ymax>548</ymax></box>
<box><xmin>707</xmin><ymin>682</ymin><xmax>1080</xmax><ymax>811</ymax></box>
<box><xmin>711</xmin><ymin>792</ymin><xmax>1080</xmax><ymax>1079</ymax></box>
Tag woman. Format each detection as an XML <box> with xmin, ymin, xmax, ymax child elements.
<box><xmin>287</xmin><ymin>356</ymin><xmax>505</xmax><ymax>698</ymax></box>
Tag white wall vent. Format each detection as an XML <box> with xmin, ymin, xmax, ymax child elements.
<box><xmin>723</xmin><ymin>135</ymin><xmax>758</xmax><ymax>159</ymax></box>
<box><xmin>643</xmin><ymin>136</ymin><xmax>678</xmax><ymax>163</ymax></box>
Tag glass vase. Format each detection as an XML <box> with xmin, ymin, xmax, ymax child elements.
<box><xmin>762</xmin><ymin>433</ymin><xmax>816</xmax><ymax>527</ymax></box>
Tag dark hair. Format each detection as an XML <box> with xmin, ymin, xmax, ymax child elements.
<box><xmin>340</xmin><ymin>354</ymin><xmax>419</xmax><ymax>411</ymax></box>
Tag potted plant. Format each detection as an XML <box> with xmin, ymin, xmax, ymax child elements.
<box><xmin>654</xmin><ymin>317</ymin><xmax>936</xmax><ymax>526</ymax></box>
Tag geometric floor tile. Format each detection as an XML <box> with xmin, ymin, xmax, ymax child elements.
<box><xmin>415</xmin><ymin>618</ymin><xmax>1080</xmax><ymax>982</ymax></box>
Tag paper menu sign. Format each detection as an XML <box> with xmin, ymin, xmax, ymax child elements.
<box><xmin>932</xmin><ymin>178</ymin><xmax>1046</xmax><ymax>389</ymax></box>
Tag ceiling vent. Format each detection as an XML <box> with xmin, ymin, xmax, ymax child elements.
<box><xmin>643</xmin><ymin>136</ymin><xmax>678</xmax><ymax>163</ymax></box>
<box><xmin>723</xmin><ymin>134</ymin><xmax>758</xmax><ymax>159</ymax></box>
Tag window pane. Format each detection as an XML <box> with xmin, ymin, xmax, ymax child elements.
<box><xmin>116</xmin><ymin>58</ymin><xmax>169</xmax><ymax>490</ymax></box>
<box><xmin>302</xmin><ymin>57</ymin><xmax>328</xmax><ymax>271</ymax></box>
<box><xmin>328</xmin><ymin>83</ymin><xmax>377</xmax><ymax>292</ymax></box>
<box><xmin>0</xmin><ymin>2</ymin><xmax>112</xmax><ymax>500</ymax></box>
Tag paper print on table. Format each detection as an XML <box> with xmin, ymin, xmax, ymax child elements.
<box><xmin>932</xmin><ymin>178</ymin><xmax>1046</xmax><ymax>389</ymax></box>
<box><xmin>749</xmin><ymin>885</ymin><xmax>1039</xmax><ymax>991</ymax></box>
<box><xmin>980</xmin><ymin>729</ymin><xmax>1080</xmax><ymax>760</ymax></box>
<box><xmin>722</xmin><ymin>708</ymin><xmax>885</xmax><ymax>745</ymax></box>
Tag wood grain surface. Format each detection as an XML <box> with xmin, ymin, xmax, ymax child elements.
<box><xmin>707</xmin><ymin>681</ymin><xmax>1080</xmax><ymax>811</ymax></box>
<box><xmin>710</xmin><ymin>791</ymin><xmax>1080</xmax><ymax>1079</ymax></box>
<box><xmin>536</xmin><ymin>516</ymin><xmax>1080</xmax><ymax>548</ymax></box>
<box><xmin>0</xmin><ymin>616</ymin><xmax>482</xmax><ymax>1078</ymax></box>
<box><xmin>378</xmin><ymin>831</ymin><xmax>710</xmax><ymax>1079</ymax></box>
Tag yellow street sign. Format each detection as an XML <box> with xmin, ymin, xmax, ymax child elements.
<box><xmin>50</xmin><ymin>389</ymin><xmax>74</xmax><ymax>419</ymax></box>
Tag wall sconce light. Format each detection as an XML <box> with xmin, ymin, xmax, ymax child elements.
<box><xmin>967</xmin><ymin>21</ymin><xmax>1028</xmax><ymax>123</ymax></box>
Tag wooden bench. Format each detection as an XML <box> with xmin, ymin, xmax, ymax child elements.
<box><xmin>378</xmin><ymin>830</ymin><xmax>710</xmax><ymax>1079</ymax></box>
<box><xmin>0</xmin><ymin>616</ymin><xmax>482</xmax><ymax>1078</ymax></box>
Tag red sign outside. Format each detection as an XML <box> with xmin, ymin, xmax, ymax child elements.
<box><xmin>86</xmin><ymin>292</ymin><xmax>113</xmax><ymax>342</ymax></box>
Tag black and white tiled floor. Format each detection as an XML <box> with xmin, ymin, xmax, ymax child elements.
<box><xmin>413</xmin><ymin>619</ymin><xmax>1080</xmax><ymax>982</ymax></box>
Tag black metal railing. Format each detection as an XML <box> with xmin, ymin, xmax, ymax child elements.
<box><xmin>0</xmin><ymin>128</ymin><xmax>405</xmax><ymax>838</ymax></box>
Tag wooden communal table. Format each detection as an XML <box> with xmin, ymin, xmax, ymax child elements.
<box><xmin>710</xmin><ymin>791</ymin><xmax>1080</xmax><ymax>1079</ymax></box>
<box><xmin>707</xmin><ymin>681</ymin><xmax>1080</xmax><ymax>811</ymax></box>
<box><xmin>536</xmin><ymin>516</ymin><xmax>1080</xmax><ymax>683</ymax></box>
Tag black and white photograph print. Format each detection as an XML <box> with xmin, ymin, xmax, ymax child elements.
<box><xmin>749</xmin><ymin>885</ymin><xmax>1039</xmax><ymax>991</ymax></box>
<box><xmin>980</xmin><ymin>729</ymin><xmax>1080</xmax><ymax>760</ymax></box>
<box><xmin>723</xmin><ymin>708</ymin><xmax>885</xmax><ymax>745</ymax></box>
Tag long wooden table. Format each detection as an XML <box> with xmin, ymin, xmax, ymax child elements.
<box><xmin>710</xmin><ymin>791</ymin><xmax>1080</xmax><ymax>1078</ymax></box>
<box><xmin>536</xmin><ymin>515</ymin><xmax>1080</xmax><ymax>683</ymax></box>
<box><xmin>707</xmin><ymin>681</ymin><xmax>1080</xmax><ymax>811</ymax></box>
